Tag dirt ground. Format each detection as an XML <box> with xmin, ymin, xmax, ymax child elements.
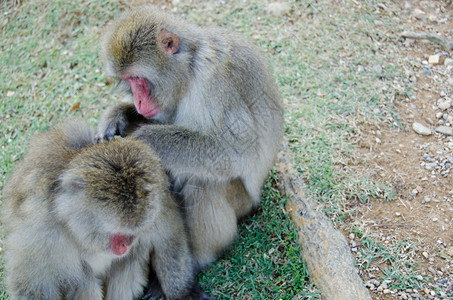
<box><xmin>352</xmin><ymin>1</ymin><xmax>452</xmax><ymax>298</ymax></box>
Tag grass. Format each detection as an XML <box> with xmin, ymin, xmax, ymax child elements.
<box><xmin>0</xmin><ymin>1</ymin><xmax>315</xmax><ymax>298</ymax></box>
<box><xmin>0</xmin><ymin>0</ymin><xmax>434</xmax><ymax>298</ymax></box>
<box><xmin>199</xmin><ymin>172</ymin><xmax>319</xmax><ymax>299</ymax></box>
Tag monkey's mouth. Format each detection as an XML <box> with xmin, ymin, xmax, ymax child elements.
<box><xmin>123</xmin><ymin>77</ymin><xmax>160</xmax><ymax>118</ymax></box>
<box><xmin>111</xmin><ymin>233</ymin><xmax>134</xmax><ymax>256</ymax></box>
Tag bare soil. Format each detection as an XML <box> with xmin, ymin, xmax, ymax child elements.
<box><xmin>352</xmin><ymin>1</ymin><xmax>452</xmax><ymax>298</ymax></box>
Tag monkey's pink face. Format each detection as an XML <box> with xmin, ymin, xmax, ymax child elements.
<box><xmin>123</xmin><ymin>77</ymin><xmax>160</xmax><ymax>118</ymax></box>
<box><xmin>110</xmin><ymin>233</ymin><xmax>134</xmax><ymax>256</ymax></box>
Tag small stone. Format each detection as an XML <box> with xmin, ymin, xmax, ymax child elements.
<box><xmin>374</xmin><ymin>64</ymin><xmax>383</xmax><ymax>73</ymax></box>
<box><xmin>445</xmin><ymin>58</ymin><xmax>453</xmax><ymax>66</ymax></box>
<box><xmin>377</xmin><ymin>286</ymin><xmax>383</xmax><ymax>292</ymax></box>
<box><xmin>6</xmin><ymin>91</ymin><xmax>15</xmax><ymax>97</ymax></box>
<box><xmin>416</xmin><ymin>275</ymin><xmax>424</xmax><ymax>281</ymax></box>
<box><xmin>413</xmin><ymin>122</ymin><xmax>432</xmax><ymax>135</ymax></box>
<box><xmin>422</xmin><ymin>69</ymin><xmax>431</xmax><ymax>75</ymax></box>
<box><xmin>413</xmin><ymin>8</ymin><xmax>425</xmax><ymax>20</ymax></box>
<box><xmin>447</xmin><ymin>246</ymin><xmax>453</xmax><ymax>256</ymax></box>
<box><xmin>428</xmin><ymin>55</ymin><xmax>440</xmax><ymax>65</ymax></box>
<box><xmin>383</xmin><ymin>288</ymin><xmax>391</xmax><ymax>294</ymax></box>
<box><xmin>428</xmin><ymin>267</ymin><xmax>437</xmax><ymax>275</ymax></box>
<box><xmin>435</xmin><ymin>126</ymin><xmax>453</xmax><ymax>136</ymax></box>
<box><xmin>267</xmin><ymin>2</ymin><xmax>291</xmax><ymax>16</ymax></box>
<box><xmin>423</xmin><ymin>252</ymin><xmax>429</xmax><ymax>259</ymax></box>
<box><xmin>448</xmin><ymin>78</ymin><xmax>453</xmax><ymax>85</ymax></box>
<box><xmin>438</xmin><ymin>99</ymin><xmax>452</xmax><ymax>110</ymax></box>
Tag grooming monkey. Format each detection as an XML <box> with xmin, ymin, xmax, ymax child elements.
<box><xmin>97</xmin><ymin>5</ymin><xmax>284</xmax><ymax>270</ymax></box>
<box><xmin>2</xmin><ymin>121</ymin><xmax>206</xmax><ymax>300</ymax></box>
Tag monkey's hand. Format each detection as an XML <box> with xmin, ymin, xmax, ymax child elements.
<box><xmin>96</xmin><ymin>102</ymin><xmax>148</xmax><ymax>142</ymax></box>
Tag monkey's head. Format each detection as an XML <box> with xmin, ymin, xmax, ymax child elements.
<box><xmin>54</xmin><ymin>138</ymin><xmax>167</xmax><ymax>257</ymax></box>
<box><xmin>102</xmin><ymin>6</ymin><xmax>193</xmax><ymax>123</ymax></box>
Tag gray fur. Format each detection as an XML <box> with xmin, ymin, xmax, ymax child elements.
<box><xmin>2</xmin><ymin>121</ymin><xmax>199</xmax><ymax>300</ymax></box>
<box><xmin>98</xmin><ymin>5</ymin><xmax>284</xmax><ymax>269</ymax></box>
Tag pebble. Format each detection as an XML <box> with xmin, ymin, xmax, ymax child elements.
<box><xmin>267</xmin><ymin>2</ymin><xmax>291</xmax><ymax>16</ymax></box>
<box><xmin>445</xmin><ymin>58</ymin><xmax>453</xmax><ymax>66</ymax></box>
<box><xmin>413</xmin><ymin>122</ymin><xmax>432</xmax><ymax>135</ymax></box>
<box><xmin>428</xmin><ymin>55</ymin><xmax>439</xmax><ymax>65</ymax></box>
<box><xmin>448</xmin><ymin>77</ymin><xmax>453</xmax><ymax>85</ymax></box>
<box><xmin>413</xmin><ymin>8</ymin><xmax>425</xmax><ymax>19</ymax></box>
<box><xmin>435</xmin><ymin>126</ymin><xmax>453</xmax><ymax>136</ymax></box>
<box><xmin>437</xmin><ymin>99</ymin><xmax>452</xmax><ymax>110</ymax></box>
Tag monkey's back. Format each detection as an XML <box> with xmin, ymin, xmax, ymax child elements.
<box><xmin>2</xmin><ymin>121</ymin><xmax>94</xmax><ymax>229</ymax></box>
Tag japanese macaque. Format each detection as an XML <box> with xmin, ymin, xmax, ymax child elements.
<box><xmin>2</xmin><ymin>121</ymin><xmax>205</xmax><ymax>300</ymax></box>
<box><xmin>97</xmin><ymin>5</ymin><xmax>284</xmax><ymax>270</ymax></box>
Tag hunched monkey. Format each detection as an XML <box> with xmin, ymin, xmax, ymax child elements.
<box><xmin>2</xmin><ymin>121</ymin><xmax>206</xmax><ymax>300</ymax></box>
<box><xmin>97</xmin><ymin>5</ymin><xmax>284</xmax><ymax>269</ymax></box>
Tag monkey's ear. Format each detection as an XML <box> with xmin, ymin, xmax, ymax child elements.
<box><xmin>158</xmin><ymin>29</ymin><xmax>180</xmax><ymax>55</ymax></box>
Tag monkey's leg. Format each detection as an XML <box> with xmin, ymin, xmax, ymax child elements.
<box><xmin>225</xmin><ymin>178</ymin><xmax>254</xmax><ymax>219</ymax></box>
<box><xmin>182</xmin><ymin>180</ymin><xmax>239</xmax><ymax>270</ymax></box>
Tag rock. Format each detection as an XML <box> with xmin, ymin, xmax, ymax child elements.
<box><xmin>428</xmin><ymin>55</ymin><xmax>440</xmax><ymax>65</ymax></box>
<box><xmin>435</xmin><ymin>126</ymin><xmax>453</xmax><ymax>136</ymax></box>
<box><xmin>267</xmin><ymin>2</ymin><xmax>291</xmax><ymax>16</ymax></box>
<box><xmin>448</xmin><ymin>77</ymin><xmax>453</xmax><ymax>86</ymax></box>
<box><xmin>445</xmin><ymin>58</ymin><xmax>453</xmax><ymax>66</ymax></box>
<box><xmin>412</xmin><ymin>122</ymin><xmax>432</xmax><ymax>135</ymax></box>
<box><xmin>413</xmin><ymin>8</ymin><xmax>425</xmax><ymax>20</ymax></box>
<box><xmin>438</xmin><ymin>99</ymin><xmax>452</xmax><ymax>110</ymax></box>
<box><xmin>447</xmin><ymin>247</ymin><xmax>453</xmax><ymax>256</ymax></box>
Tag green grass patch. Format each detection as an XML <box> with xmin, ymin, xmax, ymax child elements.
<box><xmin>199</xmin><ymin>172</ymin><xmax>319</xmax><ymax>299</ymax></box>
<box><xmin>0</xmin><ymin>1</ymin><xmax>318</xmax><ymax>298</ymax></box>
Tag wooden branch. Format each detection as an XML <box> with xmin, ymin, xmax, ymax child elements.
<box><xmin>275</xmin><ymin>143</ymin><xmax>371</xmax><ymax>300</ymax></box>
<box><xmin>401</xmin><ymin>31</ymin><xmax>453</xmax><ymax>51</ymax></box>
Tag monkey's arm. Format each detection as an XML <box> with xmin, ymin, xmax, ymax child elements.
<box><xmin>150</xmin><ymin>204</ymin><xmax>200</xmax><ymax>300</ymax></box>
<box><xmin>96</xmin><ymin>102</ymin><xmax>150</xmax><ymax>142</ymax></box>
<box><xmin>105</xmin><ymin>244</ymin><xmax>150</xmax><ymax>300</ymax></box>
<box><xmin>131</xmin><ymin>124</ymin><xmax>250</xmax><ymax>181</ymax></box>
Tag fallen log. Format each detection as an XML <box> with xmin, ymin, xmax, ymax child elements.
<box><xmin>275</xmin><ymin>143</ymin><xmax>372</xmax><ymax>300</ymax></box>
